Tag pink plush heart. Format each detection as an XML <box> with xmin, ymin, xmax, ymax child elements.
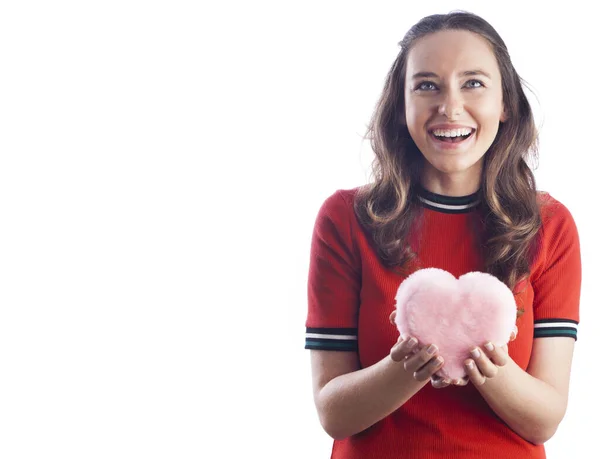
<box><xmin>394</xmin><ymin>268</ymin><xmax>517</xmax><ymax>380</ymax></box>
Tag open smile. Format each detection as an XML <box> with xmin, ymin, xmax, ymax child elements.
<box><xmin>428</xmin><ymin>128</ymin><xmax>476</xmax><ymax>150</ymax></box>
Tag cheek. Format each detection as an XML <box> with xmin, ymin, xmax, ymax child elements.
<box><xmin>472</xmin><ymin>94</ymin><xmax>505</xmax><ymax>127</ymax></box>
<box><xmin>479</xmin><ymin>105</ymin><xmax>504</xmax><ymax>122</ymax></box>
<box><xmin>405</xmin><ymin>100</ymin><xmax>429</xmax><ymax>130</ymax></box>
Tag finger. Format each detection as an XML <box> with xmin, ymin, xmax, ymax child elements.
<box><xmin>510</xmin><ymin>325</ymin><xmax>518</xmax><ymax>341</ymax></box>
<box><xmin>413</xmin><ymin>355</ymin><xmax>444</xmax><ymax>382</ymax></box>
<box><xmin>404</xmin><ymin>344</ymin><xmax>439</xmax><ymax>373</ymax></box>
<box><xmin>451</xmin><ymin>376</ymin><xmax>469</xmax><ymax>386</ymax></box>
<box><xmin>465</xmin><ymin>358</ymin><xmax>486</xmax><ymax>386</ymax></box>
<box><xmin>390</xmin><ymin>336</ymin><xmax>418</xmax><ymax>362</ymax></box>
<box><xmin>389</xmin><ymin>310</ymin><xmax>397</xmax><ymax>325</ymax></box>
<box><xmin>431</xmin><ymin>373</ymin><xmax>451</xmax><ymax>387</ymax></box>
<box><xmin>469</xmin><ymin>346</ymin><xmax>499</xmax><ymax>379</ymax></box>
<box><xmin>431</xmin><ymin>375</ymin><xmax>451</xmax><ymax>389</ymax></box>
<box><xmin>482</xmin><ymin>342</ymin><xmax>508</xmax><ymax>367</ymax></box>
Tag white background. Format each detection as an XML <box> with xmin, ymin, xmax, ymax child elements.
<box><xmin>0</xmin><ymin>1</ymin><xmax>596</xmax><ymax>458</ymax></box>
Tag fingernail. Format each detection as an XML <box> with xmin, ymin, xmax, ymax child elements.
<box><xmin>466</xmin><ymin>360</ymin><xmax>475</xmax><ymax>369</ymax></box>
<box><xmin>471</xmin><ymin>348</ymin><xmax>481</xmax><ymax>359</ymax></box>
<box><xmin>484</xmin><ymin>342</ymin><xmax>494</xmax><ymax>351</ymax></box>
<box><xmin>407</xmin><ymin>337</ymin><xmax>417</xmax><ymax>348</ymax></box>
<box><xmin>435</xmin><ymin>356</ymin><xmax>443</xmax><ymax>365</ymax></box>
<box><xmin>427</xmin><ymin>344</ymin><xmax>438</xmax><ymax>355</ymax></box>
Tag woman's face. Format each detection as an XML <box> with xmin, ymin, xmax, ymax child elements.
<box><xmin>404</xmin><ymin>29</ymin><xmax>507</xmax><ymax>190</ymax></box>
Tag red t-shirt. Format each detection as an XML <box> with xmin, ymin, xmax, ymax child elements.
<box><xmin>305</xmin><ymin>187</ymin><xmax>581</xmax><ymax>459</ymax></box>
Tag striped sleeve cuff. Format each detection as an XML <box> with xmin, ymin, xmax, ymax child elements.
<box><xmin>534</xmin><ymin>319</ymin><xmax>578</xmax><ymax>340</ymax></box>
<box><xmin>305</xmin><ymin>327</ymin><xmax>358</xmax><ymax>351</ymax></box>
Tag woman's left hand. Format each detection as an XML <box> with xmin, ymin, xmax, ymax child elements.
<box><xmin>464</xmin><ymin>341</ymin><xmax>510</xmax><ymax>386</ymax></box>
<box><xmin>465</xmin><ymin>326</ymin><xmax>518</xmax><ymax>386</ymax></box>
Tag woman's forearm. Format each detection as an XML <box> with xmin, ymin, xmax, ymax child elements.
<box><xmin>316</xmin><ymin>354</ymin><xmax>428</xmax><ymax>440</ymax></box>
<box><xmin>476</xmin><ymin>359</ymin><xmax>566</xmax><ymax>444</ymax></box>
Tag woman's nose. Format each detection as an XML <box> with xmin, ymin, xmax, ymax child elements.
<box><xmin>438</xmin><ymin>89</ymin><xmax>464</xmax><ymax>118</ymax></box>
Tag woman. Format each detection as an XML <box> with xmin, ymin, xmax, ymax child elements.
<box><xmin>305</xmin><ymin>11</ymin><xmax>581</xmax><ymax>459</ymax></box>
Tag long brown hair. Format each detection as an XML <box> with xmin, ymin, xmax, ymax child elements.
<box><xmin>355</xmin><ymin>11</ymin><xmax>542</xmax><ymax>290</ymax></box>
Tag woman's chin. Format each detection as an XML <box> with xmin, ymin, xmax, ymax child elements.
<box><xmin>424</xmin><ymin>156</ymin><xmax>483</xmax><ymax>177</ymax></box>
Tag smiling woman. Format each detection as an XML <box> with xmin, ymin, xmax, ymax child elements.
<box><xmin>305</xmin><ymin>10</ymin><xmax>581</xmax><ymax>459</ymax></box>
<box><xmin>405</xmin><ymin>31</ymin><xmax>507</xmax><ymax>188</ymax></box>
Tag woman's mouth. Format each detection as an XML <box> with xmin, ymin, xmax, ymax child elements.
<box><xmin>428</xmin><ymin>128</ymin><xmax>476</xmax><ymax>149</ymax></box>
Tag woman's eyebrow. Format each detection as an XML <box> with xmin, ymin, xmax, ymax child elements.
<box><xmin>410</xmin><ymin>70</ymin><xmax>492</xmax><ymax>80</ymax></box>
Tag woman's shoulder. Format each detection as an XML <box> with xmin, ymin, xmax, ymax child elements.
<box><xmin>318</xmin><ymin>186</ymin><xmax>362</xmax><ymax>215</ymax></box>
<box><xmin>534</xmin><ymin>192</ymin><xmax>579</xmax><ymax>261</ymax></box>
<box><xmin>536</xmin><ymin>191</ymin><xmax>577</xmax><ymax>229</ymax></box>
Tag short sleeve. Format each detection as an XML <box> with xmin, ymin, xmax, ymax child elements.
<box><xmin>531</xmin><ymin>197</ymin><xmax>581</xmax><ymax>340</ymax></box>
<box><xmin>305</xmin><ymin>190</ymin><xmax>361</xmax><ymax>352</ymax></box>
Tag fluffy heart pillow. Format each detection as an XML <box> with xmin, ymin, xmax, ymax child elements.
<box><xmin>394</xmin><ymin>268</ymin><xmax>517</xmax><ymax>380</ymax></box>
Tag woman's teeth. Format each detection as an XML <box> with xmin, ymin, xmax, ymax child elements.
<box><xmin>432</xmin><ymin>128</ymin><xmax>473</xmax><ymax>137</ymax></box>
<box><xmin>431</xmin><ymin>128</ymin><xmax>474</xmax><ymax>143</ymax></box>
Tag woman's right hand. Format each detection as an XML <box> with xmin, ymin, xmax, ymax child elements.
<box><xmin>389</xmin><ymin>310</ymin><xmax>446</xmax><ymax>384</ymax></box>
<box><xmin>389</xmin><ymin>335</ymin><xmax>445</xmax><ymax>382</ymax></box>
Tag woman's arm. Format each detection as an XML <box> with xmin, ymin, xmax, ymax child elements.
<box><xmin>311</xmin><ymin>336</ymin><xmax>444</xmax><ymax>440</ymax></box>
<box><xmin>465</xmin><ymin>337</ymin><xmax>574</xmax><ymax>445</ymax></box>
<box><xmin>465</xmin><ymin>198</ymin><xmax>580</xmax><ymax>444</ymax></box>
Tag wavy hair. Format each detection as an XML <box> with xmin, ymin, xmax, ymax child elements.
<box><xmin>354</xmin><ymin>11</ymin><xmax>542</xmax><ymax>292</ymax></box>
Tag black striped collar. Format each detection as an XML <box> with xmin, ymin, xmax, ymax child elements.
<box><xmin>416</xmin><ymin>186</ymin><xmax>481</xmax><ymax>214</ymax></box>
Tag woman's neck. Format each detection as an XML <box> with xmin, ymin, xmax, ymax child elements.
<box><xmin>420</xmin><ymin>166</ymin><xmax>481</xmax><ymax>197</ymax></box>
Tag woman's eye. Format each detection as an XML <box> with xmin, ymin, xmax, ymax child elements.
<box><xmin>415</xmin><ymin>80</ymin><xmax>484</xmax><ymax>91</ymax></box>
<box><xmin>417</xmin><ymin>81</ymin><xmax>437</xmax><ymax>91</ymax></box>
<box><xmin>465</xmin><ymin>80</ymin><xmax>483</xmax><ymax>88</ymax></box>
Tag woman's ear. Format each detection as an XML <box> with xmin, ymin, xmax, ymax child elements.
<box><xmin>500</xmin><ymin>104</ymin><xmax>508</xmax><ymax>123</ymax></box>
<box><xmin>398</xmin><ymin>109</ymin><xmax>407</xmax><ymax>126</ymax></box>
